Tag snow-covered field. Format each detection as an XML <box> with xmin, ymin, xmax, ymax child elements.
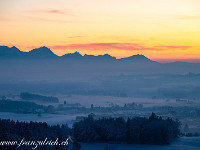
<box><xmin>80</xmin><ymin>137</ymin><xmax>200</xmax><ymax>150</ymax></box>
<box><xmin>57</xmin><ymin>95</ymin><xmax>182</xmax><ymax>107</ymax></box>
<box><xmin>1</xmin><ymin>94</ymin><xmax>200</xmax><ymax>150</ymax></box>
<box><xmin>0</xmin><ymin>112</ymin><xmax>87</xmax><ymax>127</ymax></box>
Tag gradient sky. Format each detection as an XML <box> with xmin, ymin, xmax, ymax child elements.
<box><xmin>0</xmin><ymin>0</ymin><xmax>200</xmax><ymax>62</ymax></box>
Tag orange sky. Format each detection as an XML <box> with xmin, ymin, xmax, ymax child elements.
<box><xmin>0</xmin><ymin>0</ymin><xmax>200</xmax><ymax>62</ymax></box>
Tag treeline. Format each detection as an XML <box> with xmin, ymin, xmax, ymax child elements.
<box><xmin>0</xmin><ymin>100</ymin><xmax>43</xmax><ymax>113</ymax></box>
<box><xmin>0</xmin><ymin>100</ymin><xmax>57</xmax><ymax>114</ymax></box>
<box><xmin>0</xmin><ymin>119</ymin><xmax>71</xmax><ymax>150</ymax></box>
<box><xmin>0</xmin><ymin>113</ymin><xmax>180</xmax><ymax>150</ymax></box>
<box><xmin>73</xmin><ymin>113</ymin><xmax>180</xmax><ymax>145</ymax></box>
<box><xmin>20</xmin><ymin>92</ymin><xmax>59</xmax><ymax>103</ymax></box>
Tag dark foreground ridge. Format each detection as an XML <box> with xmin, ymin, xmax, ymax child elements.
<box><xmin>0</xmin><ymin>113</ymin><xmax>180</xmax><ymax>149</ymax></box>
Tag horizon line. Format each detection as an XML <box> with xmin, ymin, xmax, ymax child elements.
<box><xmin>1</xmin><ymin>45</ymin><xmax>200</xmax><ymax>63</ymax></box>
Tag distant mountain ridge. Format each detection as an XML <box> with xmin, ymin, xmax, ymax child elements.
<box><xmin>1</xmin><ymin>45</ymin><xmax>200</xmax><ymax>82</ymax></box>
<box><xmin>28</xmin><ymin>46</ymin><xmax>57</xmax><ymax>58</ymax></box>
<box><xmin>0</xmin><ymin>46</ymin><xmax>23</xmax><ymax>58</ymax></box>
<box><xmin>0</xmin><ymin>45</ymin><xmax>154</xmax><ymax>63</ymax></box>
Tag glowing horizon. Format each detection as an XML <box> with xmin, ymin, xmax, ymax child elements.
<box><xmin>0</xmin><ymin>0</ymin><xmax>200</xmax><ymax>62</ymax></box>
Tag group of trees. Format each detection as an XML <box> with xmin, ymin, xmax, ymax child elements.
<box><xmin>0</xmin><ymin>100</ymin><xmax>57</xmax><ymax>114</ymax></box>
<box><xmin>0</xmin><ymin>113</ymin><xmax>180</xmax><ymax>150</ymax></box>
<box><xmin>73</xmin><ymin>113</ymin><xmax>180</xmax><ymax>145</ymax></box>
<box><xmin>0</xmin><ymin>119</ymin><xmax>71</xmax><ymax>150</ymax></box>
<box><xmin>20</xmin><ymin>92</ymin><xmax>59</xmax><ymax>103</ymax></box>
<box><xmin>0</xmin><ymin>100</ymin><xmax>43</xmax><ymax>113</ymax></box>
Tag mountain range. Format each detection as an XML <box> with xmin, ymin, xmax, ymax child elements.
<box><xmin>1</xmin><ymin>45</ymin><xmax>200</xmax><ymax>83</ymax></box>
<box><xmin>0</xmin><ymin>45</ymin><xmax>154</xmax><ymax>63</ymax></box>
<box><xmin>1</xmin><ymin>46</ymin><xmax>200</xmax><ymax>98</ymax></box>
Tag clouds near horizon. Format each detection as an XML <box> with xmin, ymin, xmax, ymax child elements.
<box><xmin>49</xmin><ymin>43</ymin><xmax>194</xmax><ymax>52</ymax></box>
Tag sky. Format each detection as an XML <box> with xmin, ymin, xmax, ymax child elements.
<box><xmin>0</xmin><ymin>0</ymin><xmax>200</xmax><ymax>62</ymax></box>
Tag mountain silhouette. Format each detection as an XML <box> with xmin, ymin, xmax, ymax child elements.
<box><xmin>61</xmin><ymin>51</ymin><xmax>82</xmax><ymax>59</ymax></box>
<box><xmin>27</xmin><ymin>46</ymin><xmax>58</xmax><ymax>58</ymax></box>
<box><xmin>120</xmin><ymin>54</ymin><xmax>153</xmax><ymax>63</ymax></box>
<box><xmin>1</xmin><ymin>45</ymin><xmax>200</xmax><ymax>83</ymax></box>
<box><xmin>0</xmin><ymin>46</ymin><xmax>23</xmax><ymax>58</ymax></box>
<box><xmin>0</xmin><ymin>45</ymin><xmax>155</xmax><ymax>63</ymax></box>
